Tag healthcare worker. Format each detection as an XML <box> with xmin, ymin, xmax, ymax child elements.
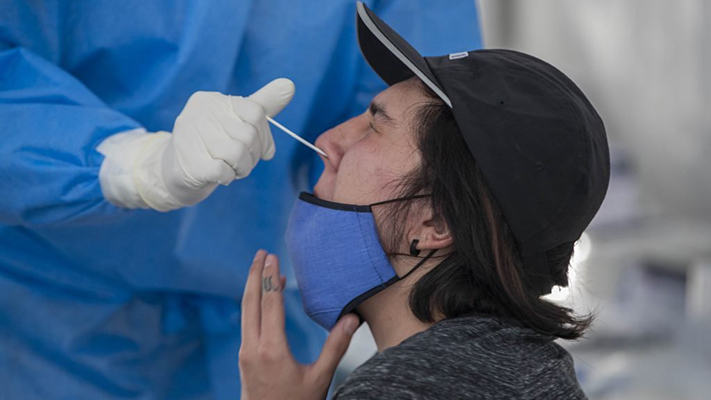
<box><xmin>0</xmin><ymin>1</ymin><xmax>481</xmax><ymax>399</ymax></box>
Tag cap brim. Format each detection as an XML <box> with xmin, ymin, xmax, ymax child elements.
<box><xmin>356</xmin><ymin>1</ymin><xmax>452</xmax><ymax>108</ymax></box>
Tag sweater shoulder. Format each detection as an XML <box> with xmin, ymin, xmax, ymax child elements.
<box><xmin>333</xmin><ymin>315</ymin><xmax>587</xmax><ymax>400</ymax></box>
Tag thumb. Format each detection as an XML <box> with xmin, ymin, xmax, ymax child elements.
<box><xmin>312</xmin><ymin>314</ymin><xmax>359</xmax><ymax>378</ymax></box>
<box><xmin>247</xmin><ymin>78</ymin><xmax>295</xmax><ymax>117</ymax></box>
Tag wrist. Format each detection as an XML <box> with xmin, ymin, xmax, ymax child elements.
<box><xmin>98</xmin><ymin>129</ymin><xmax>152</xmax><ymax>209</ymax></box>
<box><xmin>132</xmin><ymin>132</ymin><xmax>185</xmax><ymax>212</ymax></box>
<box><xmin>98</xmin><ymin>129</ymin><xmax>185</xmax><ymax>212</ymax></box>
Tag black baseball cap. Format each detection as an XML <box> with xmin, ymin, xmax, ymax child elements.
<box><xmin>356</xmin><ymin>2</ymin><xmax>610</xmax><ymax>294</ymax></box>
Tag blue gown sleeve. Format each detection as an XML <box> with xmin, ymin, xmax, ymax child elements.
<box><xmin>344</xmin><ymin>0</ymin><xmax>483</xmax><ymax>117</ymax></box>
<box><xmin>0</xmin><ymin>46</ymin><xmax>142</xmax><ymax>227</ymax></box>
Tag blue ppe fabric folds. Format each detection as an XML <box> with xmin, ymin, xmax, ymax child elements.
<box><xmin>285</xmin><ymin>193</ymin><xmax>398</xmax><ymax>330</ymax></box>
<box><xmin>0</xmin><ymin>0</ymin><xmax>481</xmax><ymax>399</ymax></box>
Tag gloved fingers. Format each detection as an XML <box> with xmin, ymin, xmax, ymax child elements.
<box><xmin>231</xmin><ymin>140</ymin><xmax>257</xmax><ymax>179</ymax></box>
<box><xmin>231</xmin><ymin>96</ymin><xmax>266</xmax><ymax>129</ymax></box>
<box><xmin>211</xmin><ymin>159</ymin><xmax>237</xmax><ymax>186</ymax></box>
<box><xmin>246</xmin><ymin>78</ymin><xmax>295</xmax><ymax>118</ymax></box>
<box><xmin>180</xmin><ymin>91</ymin><xmax>226</xmax><ymax>122</ymax></box>
<box><xmin>257</xmin><ymin>117</ymin><xmax>276</xmax><ymax>161</ymax></box>
<box><xmin>220</xmin><ymin>115</ymin><xmax>262</xmax><ymax>168</ymax></box>
<box><xmin>230</xmin><ymin>96</ymin><xmax>276</xmax><ymax>161</ymax></box>
<box><xmin>186</xmin><ymin>153</ymin><xmax>236</xmax><ymax>185</ymax></box>
<box><xmin>203</xmin><ymin>137</ymin><xmax>256</xmax><ymax>180</ymax></box>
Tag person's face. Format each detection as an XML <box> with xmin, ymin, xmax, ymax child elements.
<box><xmin>314</xmin><ymin>79</ymin><xmax>427</xmax><ymax>204</ymax></box>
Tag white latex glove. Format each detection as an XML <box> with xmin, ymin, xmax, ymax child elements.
<box><xmin>98</xmin><ymin>78</ymin><xmax>295</xmax><ymax>211</ymax></box>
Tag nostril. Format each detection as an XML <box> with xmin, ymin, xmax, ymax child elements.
<box><xmin>314</xmin><ymin>138</ymin><xmax>338</xmax><ymax>169</ymax></box>
<box><xmin>314</xmin><ymin>135</ymin><xmax>328</xmax><ymax>152</ymax></box>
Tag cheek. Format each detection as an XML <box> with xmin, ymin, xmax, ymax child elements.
<box><xmin>332</xmin><ymin>140</ymin><xmax>393</xmax><ymax>203</ymax></box>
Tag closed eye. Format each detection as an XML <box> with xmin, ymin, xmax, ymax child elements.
<box><xmin>369</xmin><ymin>122</ymin><xmax>380</xmax><ymax>134</ymax></box>
<box><xmin>368</xmin><ymin>100</ymin><xmax>393</xmax><ymax>134</ymax></box>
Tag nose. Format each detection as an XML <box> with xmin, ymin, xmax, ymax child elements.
<box><xmin>315</xmin><ymin>114</ymin><xmax>368</xmax><ymax>171</ymax></box>
<box><xmin>314</xmin><ymin>129</ymin><xmax>342</xmax><ymax>171</ymax></box>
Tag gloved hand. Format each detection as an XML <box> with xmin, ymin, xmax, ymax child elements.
<box><xmin>98</xmin><ymin>78</ymin><xmax>295</xmax><ymax>211</ymax></box>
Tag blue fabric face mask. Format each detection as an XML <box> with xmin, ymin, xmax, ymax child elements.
<box><xmin>285</xmin><ymin>192</ymin><xmax>435</xmax><ymax>331</ymax></box>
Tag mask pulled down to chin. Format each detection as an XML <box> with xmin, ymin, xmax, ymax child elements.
<box><xmin>285</xmin><ymin>192</ymin><xmax>434</xmax><ymax>331</ymax></box>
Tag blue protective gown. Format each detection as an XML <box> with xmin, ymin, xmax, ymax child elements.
<box><xmin>0</xmin><ymin>1</ymin><xmax>481</xmax><ymax>399</ymax></box>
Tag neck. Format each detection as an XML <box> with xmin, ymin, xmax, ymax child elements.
<box><xmin>357</xmin><ymin>280</ymin><xmax>433</xmax><ymax>352</ymax></box>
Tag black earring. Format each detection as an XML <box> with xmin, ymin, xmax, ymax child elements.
<box><xmin>409</xmin><ymin>239</ymin><xmax>421</xmax><ymax>257</ymax></box>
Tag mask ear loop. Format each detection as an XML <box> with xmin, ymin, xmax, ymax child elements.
<box><xmin>369</xmin><ymin>194</ymin><xmax>431</xmax><ymax>207</ymax></box>
<box><xmin>398</xmin><ymin>249</ymin><xmax>437</xmax><ymax>281</ymax></box>
<box><xmin>369</xmin><ymin>194</ymin><xmax>437</xmax><ymax>280</ymax></box>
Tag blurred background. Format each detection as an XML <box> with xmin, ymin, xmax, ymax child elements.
<box><xmin>338</xmin><ymin>1</ymin><xmax>711</xmax><ymax>399</ymax></box>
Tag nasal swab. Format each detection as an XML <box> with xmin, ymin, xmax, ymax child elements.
<box><xmin>266</xmin><ymin>116</ymin><xmax>328</xmax><ymax>158</ymax></box>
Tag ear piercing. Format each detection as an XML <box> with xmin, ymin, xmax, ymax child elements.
<box><xmin>410</xmin><ymin>239</ymin><xmax>421</xmax><ymax>257</ymax></box>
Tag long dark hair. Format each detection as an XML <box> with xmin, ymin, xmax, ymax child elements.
<box><xmin>381</xmin><ymin>80</ymin><xmax>592</xmax><ymax>340</ymax></box>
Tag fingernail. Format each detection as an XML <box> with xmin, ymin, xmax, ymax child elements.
<box><xmin>342</xmin><ymin>316</ymin><xmax>358</xmax><ymax>336</ymax></box>
<box><xmin>265</xmin><ymin>254</ymin><xmax>275</xmax><ymax>268</ymax></box>
<box><xmin>253</xmin><ymin>249</ymin><xmax>264</xmax><ymax>261</ymax></box>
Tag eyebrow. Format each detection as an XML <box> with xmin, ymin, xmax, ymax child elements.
<box><xmin>368</xmin><ymin>101</ymin><xmax>394</xmax><ymax>124</ymax></box>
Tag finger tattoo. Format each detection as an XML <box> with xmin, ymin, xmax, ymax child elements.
<box><xmin>262</xmin><ymin>276</ymin><xmax>279</xmax><ymax>292</ymax></box>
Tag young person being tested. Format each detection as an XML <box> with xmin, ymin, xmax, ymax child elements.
<box><xmin>238</xmin><ymin>2</ymin><xmax>609</xmax><ymax>399</ymax></box>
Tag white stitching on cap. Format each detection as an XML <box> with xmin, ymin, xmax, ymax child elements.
<box><xmin>357</xmin><ymin>2</ymin><xmax>453</xmax><ymax>108</ymax></box>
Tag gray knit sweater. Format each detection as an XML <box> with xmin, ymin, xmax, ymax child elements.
<box><xmin>333</xmin><ymin>314</ymin><xmax>587</xmax><ymax>400</ymax></box>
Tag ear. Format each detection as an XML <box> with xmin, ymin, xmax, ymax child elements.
<box><xmin>409</xmin><ymin>204</ymin><xmax>453</xmax><ymax>253</ymax></box>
